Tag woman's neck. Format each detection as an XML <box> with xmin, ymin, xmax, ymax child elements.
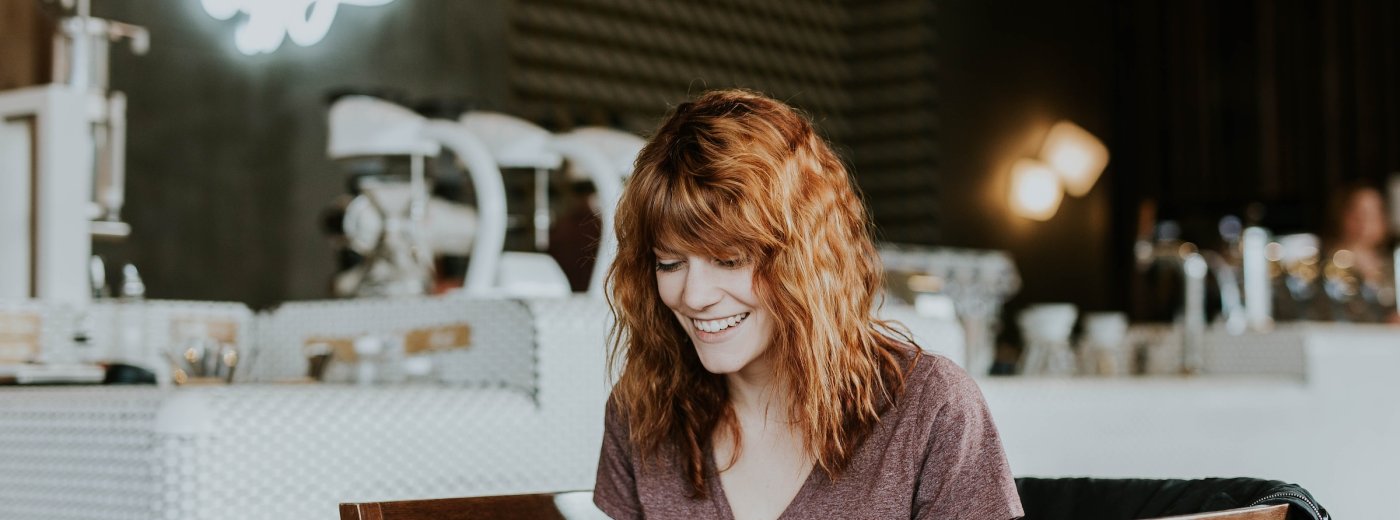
<box><xmin>726</xmin><ymin>352</ymin><xmax>785</xmax><ymax>417</ymax></box>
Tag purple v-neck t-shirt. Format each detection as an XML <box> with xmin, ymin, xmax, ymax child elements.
<box><xmin>593</xmin><ymin>352</ymin><xmax>1024</xmax><ymax>519</ymax></box>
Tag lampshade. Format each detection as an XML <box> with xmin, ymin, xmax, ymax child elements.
<box><xmin>326</xmin><ymin>96</ymin><xmax>440</xmax><ymax>159</ymax></box>
<box><xmin>1010</xmin><ymin>158</ymin><xmax>1063</xmax><ymax>221</ymax></box>
<box><xmin>458</xmin><ymin>112</ymin><xmax>563</xmax><ymax>170</ymax></box>
<box><xmin>1040</xmin><ymin>120</ymin><xmax>1109</xmax><ymax>197</ymax></box>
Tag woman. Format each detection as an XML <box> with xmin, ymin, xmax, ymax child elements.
<box><xmin>594</xmin><ymin>90</ymin><xmax>1022</xmax><ymax>519</ymax></box>
<box><xmin>1321</xmin><ymin>182</ymin><xmax>1398</xmax><ymax>322</ymax></box>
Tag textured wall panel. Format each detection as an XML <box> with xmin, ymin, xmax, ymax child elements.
<box><xmin>509</xmin><ymin>0</ymin><xmax>849</xmax><ymax>119</ymax></box>
<box><xmin>844</xmin><ymin>0</ymin><xmax>940</xmax><ymax>243</ymax></box>
<box><xmin>509</xmin><ymin>0</ymin><xmax>940</xmax><ymax>241</ymax></box>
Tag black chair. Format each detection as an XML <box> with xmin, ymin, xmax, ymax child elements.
<box><xmin>1014</xmin><ymin>477</ymin><xmax>1329</xmax><ymax>520</ymax></box>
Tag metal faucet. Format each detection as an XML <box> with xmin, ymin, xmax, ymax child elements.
<box><xmin>1135</xmin><ymin>226</ymin><xmax>1273</xmax><ymax>374</ymax></box>
<box><xmin>1180</xmin><ymin>252</ymin><xmax>1209</xmax><ymax>374</ymax></box>
<box><xmin>1200</xmin><ymin>250</ymin><xmax>1246</xmax><ymax>335</ymax></box>
<box><xmin>1240</xmin><ymin>227</ymin><xmax>1274</xmax><ymax>331</ymax></box>
<box><xmin>1137</xmin><ymin>242</ymin><xmax>1209</xmax><ymax>374</ymax></box>
<box><xmin>52</xmin><ymin>0</ymin><xmax>149</xmax><ymax>239</ymax></box>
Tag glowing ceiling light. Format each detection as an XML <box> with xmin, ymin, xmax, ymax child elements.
<box><xmin>201</xmin><ymin>0</ymin><xmax>397</xmax><ymax>56</ymax></box>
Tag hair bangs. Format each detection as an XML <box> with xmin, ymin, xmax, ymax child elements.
<box><xmin>640</xmin><ymin>166</ymin><xmax>773</xmax><ymax>262</ymax></box>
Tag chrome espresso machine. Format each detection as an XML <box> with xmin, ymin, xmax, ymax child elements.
<box><xmin>0</xmin><ymin>0</ymin><xmax>147</xmax><ymax>304</ymax></box>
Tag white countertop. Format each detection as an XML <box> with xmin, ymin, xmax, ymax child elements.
<box><xmin>982</xmin><ymin>322</ymin><xmax>1399</xmax><ymax>519</ymax></box>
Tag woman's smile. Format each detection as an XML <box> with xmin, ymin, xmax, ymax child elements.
<box><xmin>690</xmin><ymin>312</ymin><xmax>751</xmax><ymax>341</ymax></box>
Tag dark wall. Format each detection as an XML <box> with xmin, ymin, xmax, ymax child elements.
<box><xmin>936</xmin><ymin>0</ymin><xmax>1118</xmax><ymax>314</ymax></box>
<box><xmin>1108</xmin><ymin>0</ymin><xmax>1400</xmax><ymax>320</ymax></box>
<box><xmin>1112</xmin><ymin>0</ymin><xmax>1400</xmax><ymax>238</ymax></box>
<box><xmin>937</xmin><ymin>0</ymin><xmax>1400</xmax><ymax>323</ymax></box>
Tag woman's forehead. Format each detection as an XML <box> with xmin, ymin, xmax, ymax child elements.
<box><xmin>649</xmin><ymin>237</ymin><xmax>747</xmax><ymax>258</ymax></box>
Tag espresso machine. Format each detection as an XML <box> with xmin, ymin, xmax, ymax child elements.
<box><xmin>325</xmin><ymin>96</ymin><xmax>574</xmax><ymax>298</ymax></box>
<box><xmin>326</xmin><ymin>96</ymin><xmax>475</xmax><ymax>297</ymax></box>
<box><xmin>0</xmin><ymin>0</ymin><xmax>147</xmax><ymax>303</ymax></box>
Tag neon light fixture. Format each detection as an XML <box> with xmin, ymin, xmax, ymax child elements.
<box><xmin>200</xmin><ymin>0</ymin><xmax>397</xmax><ymax>55</ymax></box>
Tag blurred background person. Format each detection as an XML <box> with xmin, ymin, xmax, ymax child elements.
<box><xmin>1320</xmin><ymin>182</ymin><xmax>1399</xmax><ymax>323</ymax></box>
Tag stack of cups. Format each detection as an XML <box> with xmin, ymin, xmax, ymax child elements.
<box><xmin>1017</xmin><ymin>303</ymin><xmax>1078</xmax><ymax>376</ymax></box>
<box><xmin>1079</xmin><ymin>312</ymin><xmax>1129</xmax><ymax>376</ymax></box>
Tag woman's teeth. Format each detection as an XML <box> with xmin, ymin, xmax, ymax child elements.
<box><xmin>694</xmin><ymin>312</ymin><xmax>749</xmax><ymax>333</ymax></box>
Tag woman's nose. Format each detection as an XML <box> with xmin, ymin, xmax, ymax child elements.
<box><xmin>680</xmin><ymin>262</ymin><xmax>723</xmax><ymax>311</ymax></box>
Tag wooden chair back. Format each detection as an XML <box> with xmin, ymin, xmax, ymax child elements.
<box><xmin>339</xmin><ymin>490</ymin><xmax>1290</xmax><ymax>520</ymax></box>
<box><xmin>339</xmin><ymin>491</ymin><xmax>589</xmax><ymax>520</ymax></box>
<box><xmin>1151</xmin><ymin>504</ymin><xmax>1289</xmax><ymax>520</ymax></box>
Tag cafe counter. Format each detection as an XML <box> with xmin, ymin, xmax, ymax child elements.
<box><xmin>984</xmin><ymin>322</ymin><xmax>1398</xmax><ymax>520</ymax></box>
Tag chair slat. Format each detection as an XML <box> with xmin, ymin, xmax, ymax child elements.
<box><xmin>1150</xmin><ymin>503</ymin><xmax>1289</xmax><ymax>520</ymax></box>
<box><xmin>339</xmin><ymin>493</ymin><xmax>570</xmax><ymax>520</ymax></box>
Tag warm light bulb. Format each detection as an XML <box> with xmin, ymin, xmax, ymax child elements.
<box><xmin>1041</xmin><ymin>120</ymin><xmax>1109</xmax><ymax>197</ymax></box>
<box><xmin>1010</xmin><ymin>158</ymin><xmax>1063</xmax><ymax>221</ymax></box>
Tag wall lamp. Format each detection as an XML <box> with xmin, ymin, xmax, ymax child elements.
<box><xmin>1010</xmin><ymin>120</ymin><xmax>1109</xmax><ymax>221</ymax></box>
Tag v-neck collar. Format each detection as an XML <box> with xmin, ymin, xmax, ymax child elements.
<box><xmin>705</xmin><ymin>446</ymin><xmax>822</xmax><ymax>520</ymax></box>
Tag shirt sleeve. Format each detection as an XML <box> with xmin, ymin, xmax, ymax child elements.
<box><xmin>913</xmin><ymin>359</ymin><xmax>1024</xmax><ymax>520</ymax></box>
<box><xmin>593</xmin><ymin>398</ymin><xmax>643</xmax><ymax>520</ymax></box>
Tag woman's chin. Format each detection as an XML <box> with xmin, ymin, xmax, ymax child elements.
<box><xmin>694</xmin><ymin>350</ymin><xmax>754</xmax><ymax>375</ymax></box>
<box><xmin>696</xmin><ymin>357</ymin><xmax>743</xmax><ymax>375</ymax></box>
<box><xmin>693</xmin><ymin>345</ymin><xmax>772</xmax><ymax>376</ymax></box>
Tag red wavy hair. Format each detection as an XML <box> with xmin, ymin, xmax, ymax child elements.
<box><xmin>606</xmin><ymin>89</ymin><xmax>915</xmax><ymax>497</ymax></box>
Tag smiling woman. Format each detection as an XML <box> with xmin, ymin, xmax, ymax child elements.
<box><xmin>651</xmin><ymin>248</ymin><xmax>770</xmax><ymax>376</ymax></box>
<box><xmin>595</xmin><ymin>89</ymin><xmax>1023</xmax><ymax>520</ymax></box>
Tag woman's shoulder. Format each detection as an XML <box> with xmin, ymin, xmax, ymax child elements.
<box><xmin>603</xmin><ymin>389</ymin><xmax>631</xmax><ymax>429</ymax></box>
<box><xmin>899</xmin><ymin>349</ymin><xmax>985</xmax><ymax>409</ymax></box>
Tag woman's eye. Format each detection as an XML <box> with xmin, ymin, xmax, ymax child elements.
<box><xmin>655</xmin><ymin>260</ymin><xmax>683</xmax><ymax>272</ymax></box>
<box><xmin>715</xmin><ymin>257</ymin><xmax>746</xmax><ymax>269</ymax></box>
